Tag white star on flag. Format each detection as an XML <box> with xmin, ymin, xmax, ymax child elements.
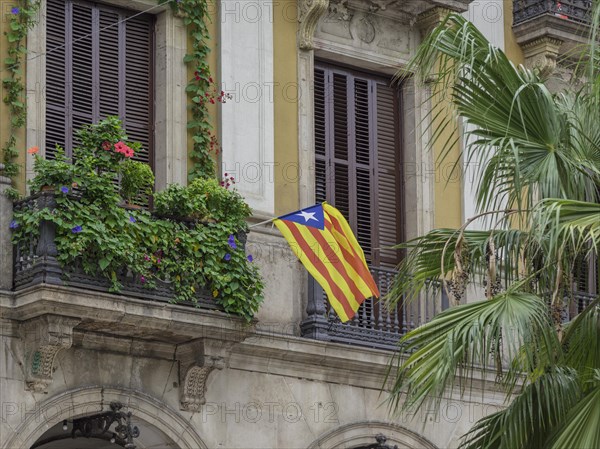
<box><xmin>296</xmin><ymin>210</ymin><xmax>318</xmax><ymax>222</ymax></box>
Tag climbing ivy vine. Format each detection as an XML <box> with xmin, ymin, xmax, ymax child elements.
<box><xmin>1</xmin><ymin>0</ymin><xmax>39</xmax><ymax>198</ymax></box>
<box><xmin>161</xmin><ymin>0</ymin><xmax>226</xmax><ymax>180</ymax></box>
<box><xmin>2</xmin><ymin>0</ymin><xmax>222</xmax><ymax>197</ymax></box>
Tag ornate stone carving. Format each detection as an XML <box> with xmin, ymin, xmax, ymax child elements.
<box><xmin>298</xmin><ymin>0</ymin><xmax>330</xmax><ymax>50</ymax></box>
<box><xmin>20</xmin><ymin>315</ymin><xmax>80</xmax><ymax>392</ymax></box>
<box><xmin>522</xmin><ymin>37</ymin><xmax>563</xmax><ymax>77</ymax></box>
<box><xmin>176</xmin><ymin>339</ymin><xmax>233</xmax><ymax>412</ymax></box>
<box><xmin>328</xmin><ymin>0</ymin><xmax>351</xmax><ymax>21</ymax></box>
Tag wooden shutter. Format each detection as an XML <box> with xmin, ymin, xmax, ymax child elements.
<box><xmin>374</xmin><ymin>83</ymin><xmax>402</xmax><ymax>267</ymax></box>
<box><xmin>45</xmin><ymin>0</ymin><xmax>154</xmax><ymax>168</ymax></box>
<box><xmin>314</xmin><ymin>63</ymin><xmax>403</xmax><ymax>268</ymax></box>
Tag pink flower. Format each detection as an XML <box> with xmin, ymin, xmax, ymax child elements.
<box><xmin>114</xmin><ymin>142</ymin><xmax>126</xmax><ymax>154</ymax></box>
<box><xmin>124</xmin><ymin>148</ymin><xmax>134</xmax><ymax>158</ymax></box>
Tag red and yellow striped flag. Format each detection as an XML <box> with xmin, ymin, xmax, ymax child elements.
<box><xmin>274</xmin><ymin>202</ymin><xmax>380</xmax><ymax>322</ymax></box>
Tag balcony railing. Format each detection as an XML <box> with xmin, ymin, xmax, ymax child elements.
<box><xmin>301</xmin><ymin>263</ymin><xmax>597</xmax><ymax>351</ymax></box>
<box><xmin>12</xmin><ymin>191</ymin><xmax>222</xmax><ymax>310</ymax></box>
<box><xmin>301</xmin><ymin>266</ymin><xmax>449</xmax><ymax>351</ymax></box>
<box><xmin>513</xmin><ymin>0</ymin><xmax>593</xmax><ymax>26</ymax></box>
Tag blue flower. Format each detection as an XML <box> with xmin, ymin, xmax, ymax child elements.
<box><xmin>9</xmin><ymin>220</ymin><xmax>18</xmax><ymax>230</ymax></box>
<box><xmin>60</xmin><ymin>186</ymin><xmax>69</xmax><ymax>194</ymax></box>
<box><xmin>224</xmin><ymin>253</ymin><xmax>231</xmax><ymax>261</ymax></box>
<box><xmin>11</xmin><ymin>7</ymin><xmax>19</xmax><ymax>15</ymax></box>
<box><xmin>129</xmin><ymin>215</ymin><xmax>136</xmax><ymax>223</ymax></box>
<box><xmin>228</xmin><ymin>234</ymin><xmax>237</xmax><ymax>249</ymax></box>
<box><xmin>247</xmin><ymin>255</ymin><xmax>253</xmax><ymax>262</ymax></box>
<box><xmin>71</xmin><ymin>226</ymin><xmax>82</xmax><ymax>234</ymax></box>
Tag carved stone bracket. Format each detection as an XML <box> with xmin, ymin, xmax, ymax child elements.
<box><xmin>20</xmin><ymin>315</ymin><xmax>80</xmax><ymax>392</ymax></box>
<box><xmin>298</xmin><ymin>0</ymin><xmax>330</xmax><ymax>50</ymax></box>
<box><xmin>176</xmin><ymin>339</ymin><xmax>234</xmax><ymax>412</ymax></box>
<box><xmin>522</xmin><ymin>37</ymin><xmax>563</xmax><ymax>78</ymax></box>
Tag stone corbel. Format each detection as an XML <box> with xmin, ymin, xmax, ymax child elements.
<box><xmin>298</xmin><ymin>0</ymin><xmax>330</xmax><ymax>50</ymax></box>
<box><xmin>521</xmin><ymin>37</ymin><xmax>563</xmax><ymax>78</ymax></box>
<box><xmin>20</xmin><ymin>315</ymin><xmax>80</xmax><ymax>392</ymax></box>
<box><xmin>176</xmin><ymin>339</ymin><xmax>234</xmax><ymax>412</ymax></box>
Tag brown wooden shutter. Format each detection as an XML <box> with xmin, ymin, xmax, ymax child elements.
<box><xmin>45</xmin><ymin>0</ymin><xmax>154</xmax><ymax>168</ymax></box>
<box><xmin>374</xmin><ymin>82</ymin><xmax>402</xmax><ymax>267</ymax></box>
<box><xmin>314</xmin><ymin>63</ymin><xmax>403</xmax><ymax>268</ymax></box>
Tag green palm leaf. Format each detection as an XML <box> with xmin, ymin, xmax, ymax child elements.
<box><xmin>386</xmin><ymin>291</ymin><xmax>555</xmax><ymax>414</ymax></box>
<box><xmin>546</xmin><ymin>370</ymin><xmax>600</xmax><ymax>449</ymax></box>
<box><xmin>459</xmin><ymin>368</ymin><xmax>581</xmax><ymax>449</ymax></box>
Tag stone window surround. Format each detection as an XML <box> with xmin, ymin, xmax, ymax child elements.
<box><xmin>26</xmin><ymin>0</ymin><xmax>188</xmax><ymax>191</ymax></box>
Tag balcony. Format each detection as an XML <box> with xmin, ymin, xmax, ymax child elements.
<box><xmin>512</xmin><ymin>0</ymin><xmax>593</xmax><ymax>77</ymax></box>
<box><xmin>513</xmin><ymin>0</ymin><xmax>593</xmax><ymax>26</ymax></box>
<box><xmin>12</xmin><ymin>191</ymin><xmax>223</xmax><ymax>311</ymax></box>
<box><xmin>302</xmin><ymin>268</ymin><xmax>449</xmax><ymax>350</ymax></box>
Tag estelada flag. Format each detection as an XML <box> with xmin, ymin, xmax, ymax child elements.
<box><xmin>273</xmin><ymin>202</ymin><xmax>380</xmax><ymax>322</ymax></box>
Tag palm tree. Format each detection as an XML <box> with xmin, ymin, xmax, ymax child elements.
<box><xmin>386</xmin><ymin>7</ymin><xmax>600</xmax><ymax>449</ymax></box>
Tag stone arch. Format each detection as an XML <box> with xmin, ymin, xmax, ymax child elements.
<box><xmin>308</xmin><ymin>421</ymin><xmax>438</xmax><ymax>449</ymax></box>
<box><xmin>5</xmin><ymin>386</ymin><xmax>207</xmax><ymax>449</ymax></box>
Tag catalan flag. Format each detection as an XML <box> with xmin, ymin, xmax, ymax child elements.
<box><xmin>274</xmin><ymin>202</ymin><xmax>380</xmax><ymax>322</ymax></box>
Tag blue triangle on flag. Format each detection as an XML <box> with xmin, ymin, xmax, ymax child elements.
<box><xmin>278</xmin><ymin>204</ymin><xmax>325</xmax><ymax>230</ymax></box>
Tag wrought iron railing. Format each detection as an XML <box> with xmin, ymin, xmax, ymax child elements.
<box><xmin>301</xmin><ymin>267</ymin><xmax>449</xmax><ymax>350</ymax></box>
<box><xmin>12</xmin><ymin>191</ymin><xmax>222</xmax><ymax>309</ymax></box>
<box><xmin>513</xmin><ymin>0</ymin><xmax>593</xmax><ymax>26</ymax></box>
<box><xmin>301</xmin><ymin>264</ymin><xmax>598</xmax><ymax>350</ymax></box>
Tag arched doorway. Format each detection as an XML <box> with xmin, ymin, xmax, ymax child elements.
<box><xmin>307</xmin><ymin>421</ymin><xmax>438</xmax><ymax>449</ymax></box>
<box><xmin>30</xmin><ymin>402</ymin><xmax>178</xmax><ymax>449</ymax></box>
<box><xmin>5</xmin><ymin>387</ymin><xmax>206</xmax><ymax>449</ymax></box>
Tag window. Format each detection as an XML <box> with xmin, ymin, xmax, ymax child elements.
<box><xmin>314</xmin><ymin>62</ymin><xmax>403</xmax><ymax>268</ymax></box>
<box><xmin>45</xmin><ymin>0</ymin><xmax>154</xmax><ymax>167</ymax></box>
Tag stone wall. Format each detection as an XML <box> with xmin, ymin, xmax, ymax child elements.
<box><xmin>0</xmin><ymin>322</ymin><xmax>507</xmax><ymax>449</ymax></box>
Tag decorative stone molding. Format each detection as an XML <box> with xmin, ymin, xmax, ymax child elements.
<box><xmin>176</xmin><ymin>339</ymin><xmax>234</xmax><ymax>412</ymax></box>
<box><xmin>328</xmin><ymin>0</ymin><xmax>351</xmax><ymax>21</ymax></box>
<box><xmin>298</xmin><ymin>0</ymin><xmax>330</xmax><ymax>50</ymax></box>
<box><xmin>521</xmin><ymin>36</ymin><xmax>563</xmax><ymax>77</ymax></box>
<box><xmin>20</xmin><ymin>315</ymin><xmax>80</xmax><ymax>392</ymax></box>
<box><xmin>416</xmin><ymin>6</ymin><xmax>452</xmax><ymax>38</ymax></box>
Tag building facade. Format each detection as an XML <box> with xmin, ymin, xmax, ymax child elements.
<box><xmin>0</xmin><ymin>1</ymin><xmax>594</xmax><ymax>448</ymax></box>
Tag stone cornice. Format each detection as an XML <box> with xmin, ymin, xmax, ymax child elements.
<box><xmin>230</xmin><ymin>331</ymin><xmax>509</xmax><ymax>405</ymax></box>
<box><xmin>1</xmin><ymin>285</ymin><xmax>253</xmax><ymax>344</ymax></box>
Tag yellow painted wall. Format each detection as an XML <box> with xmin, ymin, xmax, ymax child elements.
<box><xmin>432</xmin><ymin>92</ymin><xmax>463</xmax><ymax>229</ymax></box>
<box><xmin>503</xmin><ymin>0</ymin><xmax>524</xmax><ymax>64</ymax></box>
<box><xmin>273</xmin><ymin>0</ymin><xmax>299</xmax><ymax>215</ymax></box>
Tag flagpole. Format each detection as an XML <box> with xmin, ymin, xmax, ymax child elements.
<box><xmin>248</xmin><ymin>203</ymin><xmax>321</xmax><ymax>229</ymax></box>
<box><xmin>248</xmin><ymin>217</ymin><xmax>277</xmax><ymax>228</ymax></box>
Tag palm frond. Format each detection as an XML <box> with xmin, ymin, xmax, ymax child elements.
<box><xmin>533</xmin><ymin>199</ymin><xmax>600</xmax><ymax>260</ymax></box>
<box><xmin>563</xmin><ymin>298</ymin><xmax>600</xmax><ymax>380</ymax></box>
<box><xmin>386</xmin><ymin>291</ymin><xmax>554</xmax><ymax>414</ymax></box>
<box><xmin>459</xmin><ymin>368</ymin><xmax>581</xmax><ymax>449</ymax></box>
<box><xmin>547</xmin><ymin>370</ymin><xmax>600</xmax><ymax>449</ymax></box>
<box><xmin>400</xmin><ymin>13</ymin><xmax>598</xmax><ymax>213</ymax></box>
<box><xmin>388</xmin><ymin>227</ymin><xmax>534</xmax><ymax>306</ymax></box>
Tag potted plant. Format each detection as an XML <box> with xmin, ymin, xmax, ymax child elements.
<box><xmin>120</xmin><ymin>159</ymin><xmax>154</xmax><ymax>207</ymax></box>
